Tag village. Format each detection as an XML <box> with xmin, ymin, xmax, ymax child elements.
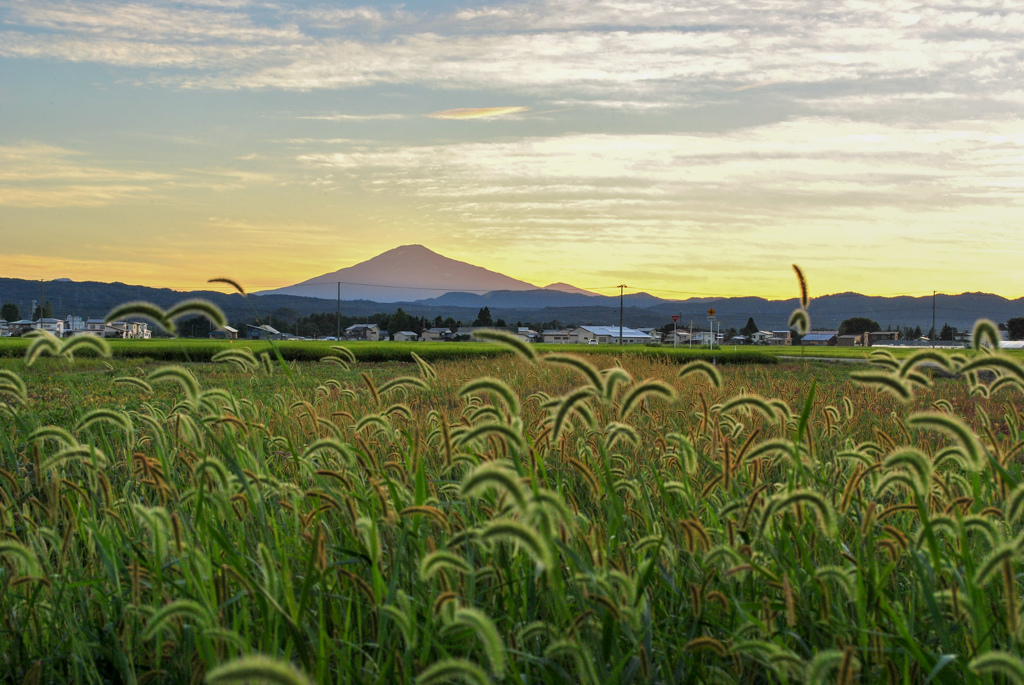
<box><xmin>0</xmin><ymin>313</ymin><xmax>978</xmax><ymax>349</ymax></box>
<box><xmin>4</xmin><ymin>309</ymin><xmax>1005</xmax><ymax>349</ymax></box>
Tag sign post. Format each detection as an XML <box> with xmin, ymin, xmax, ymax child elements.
<box><xmin>707</xmin><ymin>308</ymin><xmax>716</xmax><ymax>350</ymax></box>
<box><xmin>671</xmin><ymin>315</ymin><xmax>679</xmax><ymax>349</ymax></box>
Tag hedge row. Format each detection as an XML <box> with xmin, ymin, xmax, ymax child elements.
<box><xmin>0</xmin><ymin>339</ymin><xmax>776</xmax><ymax>365</ymax></box>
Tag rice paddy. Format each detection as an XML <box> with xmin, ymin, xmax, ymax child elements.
<box><xmin>3</xmin><ymin>315</ymin><xmax>1024</xmax><ymax>684</ymax></box>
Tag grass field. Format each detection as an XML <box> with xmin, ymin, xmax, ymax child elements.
<box><xmin>3</xmin><ymin>328</ymin><xmax>1024</xmax><ymax>683</ymax></box>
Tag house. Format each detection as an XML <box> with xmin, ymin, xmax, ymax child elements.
<box><xmin>210</xmin><ymin>325</ymin><xmax>239</xmax><ymax>340</ymax></box>
<box><xmin>750</xmin><ymin>331</ymin><xmax>772</xmax><ymax>345</ymax></box>
<box><xmin>672</xmin><ymin>330</ymin><xmax>692</xmax><ymax>344</ymax></box>
<box><xmin>863</xmin><ymin>331</ymin><xmax>899</xmax><ymax>346</ymax></box>
<box><xmin>345</xmin><ymin>324</ymin><xmax>381</xmax><ymax>342</ymax></box>
<box><xmin>80</xmin><ymin>318</ymin><xmax>149</xmax><ymax>339</ymax></box>
<box><xmin>419</xmin><ymin>327</ymin><xmax>452</xmax><ymax>342</ymax></box>
<box><xmin>247</xmin><ymin>324</ymin><xmax>283</xmax><ymax>340</ymax></box>
<box><xmin>800</xmin><ymin>332</ymin><xmax>838</xmax><ymax>346</ymax></box>
<box><xmin>726</xmin><ymin>335</ymin><xmax>748</xmax><ymax>345</ymax></box>
<box><xmin>689</xmin><ymin>330</ymin><xmax>721</xmax><ymax>345</ymax></box>
<box><xmin>768</xmin><ymin>331</ymin><xmax>793</xmax><ymax>346</ymax></box>
<box><xmin>393</xmin><ymin>331</ymin><xmax>418</xmax><ymax>342</ymax></box>
<box><xmin>83</xmin><ymin>318</ymin><xmax>109</xmax><ymax>337</ymax></box>
<box><xmin>569</xmin><ymin>325</ymin><xmax>651</xmax><ymax>345</ymax></box>
<box><xmin>517</xmin><ymin>327</ymin><xmax>540</xmax><ymax>343</ymax></box>
<box><xmin>543</xmin><ymin>329</ymin><xmax>572</xmax><ymax>344</ymax></box>
<box><xmin>0</xmin><ymin>320</ymin><xmax>7</xmax><ymax>337</ymax></box>
<box><xmin>837</xmin><ymin>335</ymin><xmax>861</xmax><ymax>347</ymax></box>
<box><xmin>7</xmin><ymin>320</ymin><xmax>36</xmax><ymax>336</ymax></box>
<box><xmin>117</xmin><ymin>321</ymin><xmax>151</xmax><ymax>339</ymax></box>
<box><xmin>36</xmin><ymin>318</ymin><xmax>66</xmax><ymax>337</ymax></box>
<box><xmin>637</xmin><ymin>328</ymin><xmax>663</xmax><ymax>343</ymax></box>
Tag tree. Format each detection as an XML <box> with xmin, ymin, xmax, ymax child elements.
<box><xmin>1</xmin><ymin>303</ymin><xmax>19</xmax><ymax>321</ymax></box>
<box><xmin>32</xmin><ymin>301</ymin><xmax>53</xmax><ymax>320</ymax></box>
<box><xmin>179</xmin><ymin>315</ymin><xmax>213</xmax><ymax>338</ymax></box>
<box><xmin>1008</xmin><ymin>317</ymin><xmax>1024</xmax><ymax>340</ymax></box>
<box><xmin>385</xmin><ymin>308</ymin><xmax>419</xmax><ymax>336</ymax></box>
<box><xmin>939</xmin><ymin>323</ymin><xmax>954</xmax><ymax>341</ymax></box>
<box><xmin>838</xmin><ymin>317</ymin><xmax>880</xmax><ymax>336</ymax></box>
<box><xmin>472</xmin><ymin>307</ymin><xmax>493</xmax><ymax>327</ymax></box>
<box><xmin>739</xmin><ymin>317</ymin><xmax>759</xmax><ymax>337</ymax></box>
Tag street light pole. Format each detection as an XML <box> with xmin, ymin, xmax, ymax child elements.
<box><xmin>617</xmin><ymin>284</ymin><xmax>627</xmax><ymax>345</ymax></box>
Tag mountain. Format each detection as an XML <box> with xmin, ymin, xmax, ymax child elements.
<box><xmin>544</xmin><ymin>282</ymin><xmax>599</xmax><ymax>296</ymax></box>
<box><xmin>258</xmin><ymin>244</ymin><xmax>538</xmax><ymax>303</ymax></box>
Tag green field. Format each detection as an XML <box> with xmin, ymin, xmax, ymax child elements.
<box><xmin>4</xmin><ymin>335</ymin><xmax>1019</xmax><ymax>365</ymax></box>
<box><xmin>0</xmin><ymin>338</ymin><xmax>780</xmax><ymax>365</ymax></box>
<box><xmin>2</xmin><ymin>333</ymin><xmax>1024</xmax><ymax>683</ymax></box>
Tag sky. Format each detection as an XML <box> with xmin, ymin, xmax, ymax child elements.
<box><xmin>2</xmin><ymin>0</ymin><xmax>1024</xmax><ymax>301</ymax></box>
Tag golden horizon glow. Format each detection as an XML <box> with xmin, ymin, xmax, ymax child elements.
<box><xmin>5</xmin><ymin>246</ymin><xmax>1023</xmax><ymax>303</ymax></box>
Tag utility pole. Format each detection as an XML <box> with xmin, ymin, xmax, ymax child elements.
<box><xmin>39</xmin><ymin>280</ymin><xmax>44</xmax><ymax>321</ymax></box>
<box><xmin>932</xmin><ymin>290</ymin><xmax>936</xmax><ymax>349</ymax></box>
<box><xmin>689</xmin><ymin>321</ymin><xmax>693</xmax><ymax>348</ymax></box>
<box><xmin>337</xmin><ymin>282</ymin><xmax>341</xmax><ymax>340</ymax></box>
<box><xmin>707</xmin><ymin>308</ymin><xmax>716</xmax><ymax>350</ymax></box>
<box><xmin>617</xmin><ymin>284</ymin><xmax>627</xmax><ymax>345</ymax></box>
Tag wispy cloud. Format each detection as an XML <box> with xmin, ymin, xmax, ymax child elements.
<box><xmin>3</xmin><ymin>0</ymin><xmax>1023</xmax><ymax>113</ymax></box>
<box><xmin>0</xmin><ymin>143</ymin><xmax>172</xmax><ymax>206</ymax></box>
<box><xmin>298</xmin><ymin>113</ymin><xmax>409</xmax><ymax>121</ymax></box>
<box><xmin>429</xmin><ymin>107</ymin><xmax>528</xmax><ymax>119</ymax></box>
<box><xmin>295</xmin><ymin>117</ymin><xmax>1024</xmax><ymax>281</ymax></box>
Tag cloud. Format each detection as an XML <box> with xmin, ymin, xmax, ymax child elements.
<box><xmin>295</xmin><ymin>117</ymin><xmax>1024</xmax><ymax>263</ymax></box>
<box><xmin>2</xmin><ymin>0</ymin><xmax>1023</xmax><ymax>115</ymax></box>
<box><xmin>0</xmin><ymin>143</ymin><xmax>173</xmax><ymax>206</ymax></box>
<box><xmin>428</xmin><ymin>107</ymin><xmax>529</xmax><ymax>119</ymax></box>
<box><xmin>298</xmin><ymin>113</ymin><xmax>409</xmax><ymax>121</ymax></box>
<box><xmin>0</xmin><ymin>143</ymin><xmax>284</xmax><ymax>206</ymax></box>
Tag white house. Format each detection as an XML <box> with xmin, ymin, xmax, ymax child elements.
<box><xmin>36</xmin><ymin>318</ymin><xmax>66</xmax><ymax>337</ymax></box>
<box><xmin>393</xmin><ymin>331</ymin><xmax>418</xmax><ymax>342</ymax></box>
<box><xmin>750</xmin><ymin>331</ymin><xmax>772</xmax><ymax>345</ymax></box>
<box><xmin>637</xmin><ymin>328</ymin><xmax>663</xmax><ymax>343</ymax></box>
